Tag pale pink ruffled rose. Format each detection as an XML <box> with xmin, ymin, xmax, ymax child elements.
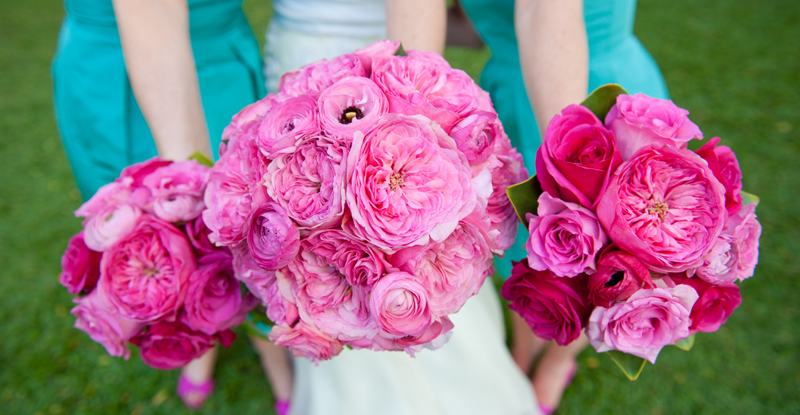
<box><xmin>60</xmin><ymin>231</ymin><xmax>102</xmax><ymax>295</ymax></box>
<box><xmin>83</xmin><ymin>203</ymin><xmax>142</xmax><ymax>251</ymax></box>
<box><xmin>278</xmin><ymin>54</ymin><xmax>366</xmax><ymax>98</ymax></box>
<box><xmin>257</xmin><ymin>95</ymin><xmax>320</xmax><ymax>158</ymax></box>
<box><xmin>131</xmin><ymin>322</ymin><xmax>234</xmax><ymax>370</ymax></box>
<box><xmin>362</xmin><ymin>316</ymin><xmax>454</xmax><ymax>355</ymax></box>
<box><xmin>141</xmin><ymin>160</ymin><xmax>210</xmax><ymax>223</ymax></box>
<box><xmin>246</xmin><ymin>202</ymin><xmax>300</xmax><ymax>270</ymax></box>
<box><xmin>98</xmin><ymin>216</ymin><xmax>196</xmax><ymax>322</ymax></box>
<box><xmin>486</xmin><ymin>135</ymin><xmax>528</xmax><ymax>253</ymax></box>
<box><xmin>606</xmin><ymin>93</ymin><xmax>703</xmax><ymax>160</ymax></box>
<box><xmin>526</xmin><ymin>192</ymin><xmax>608</xmax><ymax>278</ymax></box>
<box><xmin>695</xmin><ymin>137</ymin><xmax>744</xmax><ymax>215</ymax></box>
<box><xmin>346</xmin><ymin>114</ymin><xmax>475</xmax><ymax>251</ymax></box>
<box><xmin>72</xmin><ymin>289</ymin><xmax>144</xmax><ymax>359</ymax></box>
<box><xmin>265</xmin><ymin>137</ymin><xmax>347</xmax><ymax>228</ymax></box>
<box><xmin>231</xmin><ymin>243</ymin><xmax>278</xmax><ymax>299</ymax></box>
<box><xmin>369</xmin><ymin>271</ymin><xmax>433</xmax><ymax>338</ymax></box>
<box><xmin>284</xmin><ymin>246</ymin><xmax>351</xmax><ymax>318</ymax></box>
<box><xmin>587</xmin><ymin>285</ymin><xmax>699</xmax><ymax>363</ymax></box>
<box><xmin>727</xmin><ymin>203</ymin><xmax>761</xmax><ymax>281</ymax></box>
<box><xmin>75</xmin><ymin>180</ymin><xmax>133</xmax><ymax>219</ymax></box>
<box><xmin>352</xmin><ymin>40</ymin><xmax>400</xmax><ymax>74</ymax></box>
<box><xmin>317</xmin><ymin>77</ymin><xmax>389</xmax><ymax>145</ymax></box>
<box><xmin>263</xmin><ymin>281</ymin><xmax>300</xmax><ymax>326</ymax></box>
<box><xmin>269</xmin><ymin>321</ymin><xmax>344</xmax><ymax>363</ymax></box>
<box><xmin>449</xmin><ymin>111</ymin><xmax>501</xmax><ymax>165</ymax></box>
<box><xmin>695</xmin><ymin>234</ymin><xmax>739</xmax><ymax>284</ymax></box>
<box><xmin>596</xmin><ymin>144</ymin><xmax>727</xmax><ymax>273</ymax></box>
<box><xmin>303</xmin><ymin>229</ymin><xmax>391</xmax><ymax>287</ymax></box>
<box><xmin>223</xmin><ymin>94</ymin><xmax>280</xmax><ymax>144</ymax></box>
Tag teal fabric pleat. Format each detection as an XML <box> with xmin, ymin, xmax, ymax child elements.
<box><xmin>460</xmin><ymin>0</ymin><xmax>670</xmax><ymax>279</ymax></box>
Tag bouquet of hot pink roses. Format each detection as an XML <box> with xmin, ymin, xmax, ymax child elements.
<box><xmin>203</xmin><ymin>40</ymin><xmax>527</xmax><ymax>362</ymax></box>
<box><xmin>59</xmin><ymin>158</ymin><xmax>257</xmax><ymax>369</ymax></box>
<box><xmin>503</xmin><ymin>85</ymin><xmax>761</xmax><ymax>379</ymax></box>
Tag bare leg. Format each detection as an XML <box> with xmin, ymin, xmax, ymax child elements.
<box><xmin>532</xmin><ymin>333</ymin><xmax>589</xmax><ymax>412</ymax></box>
<box><xmin>179</xmin><ymin>346</ymin><xmax>218</xmax><ymax>408</ymax></box>
<box><xmin>250</xmin><ymin>335</ymin><xmax>294</xmax><ymax>401</ymax></box>
<box><xmin>510</xmin><ymin>310</ymin><xmax>548</xmax><ymax>375</ymax></box>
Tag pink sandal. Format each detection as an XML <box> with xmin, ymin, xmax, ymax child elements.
<box><xmin>275</xmin><ymin>399</ymin><xmax>291</xmax><ymax>415</ymax></box>
<box><xmin>177</xmin><ymin>374</ymin><xmax>215</xmax><ymax>410</ymax></box>
<box><xmin>538</xmin><ymin>361</ymin><xmax>578</xmax><ymax>415</ymax></box>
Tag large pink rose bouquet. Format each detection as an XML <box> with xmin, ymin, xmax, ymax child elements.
<box><xmin>204</xmin><ymin>41</ymin><xmax>527</xmax><ymax>362</ymax></box>
<box><xmin>503</xmin><ymin>85</ymin><xmax>761</xmax><ymax>379</ymax></box>
<box><xmin>59</xmin><ymin>158</ymin><xmax>257</xmax><ymax>369</ymax></box>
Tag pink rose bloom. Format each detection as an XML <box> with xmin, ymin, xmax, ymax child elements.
<box><xmin>59</xmin><ymin>231</ymin><xmax>102</xmax><ymax>295</ymax></box>
<box><xmin>184</xmin><ymin>216</ymin><xmax>225</xmax><ymax>257</ymax></box>
<box><xmin>596</xmin><ymin>144</ymin><xmax>727</xmax><ymax>273</ymax></box>
<box><xmin>501</xmin><ymin>260</ymin><xmax>592</xmax><ymax>345</ymax></box>
<box><xmin>131</xmin><ymin>322</ymin><xmax>233</xmax><ymax>370</ymax></box>
<box><xmin>695</xmin><ymin>137</ymin><xmax>744</xmax><ymax>215</ymax></box>
<box><xmin>304</xmin><ymin>229</ymin><xmax>391</xmax><ymax>287</ymax></box>
<box><xmin>278</xmin><ymin>54</ymin><xmax>366</xmax><ymax>98</ymax></box>
<box><xmin>536</xmin><ymin>105</ymin><xmax>622</xmax><ymax>207</ymax></box>
<box><xmin>346</xmin><ymin>114</ymin><xmax>475</xmax><ymax>251</ymax></box>
<box><xmin>183</xmin><ymin>255</ymin><xmax>258</xmax><ymax>335</ymax></box>
<box><xmin>98</xmin><ymin>216</ymin><xmax>196</xmax><ymax>322</ymax></box>
<box><xmin>318</xmin><ymin>77</ymin><xmax>389</xmax><ymax>145</ymax></box>
<box><xmin>257</xmin><ymin>95</ymin><xmax>320</xmax><ymax>158</ymax></box>
<box><xmin>223</xmin><ymin>94</ymin><xmax>279</xmax><ymax>143</ymax></box>
<box><xmin>587</xmin><ymin>285</ymin><xmax>699</xmax><ymax>363</ymax></box>
<box><xmin>671</xmin><ymin>274</ymin><xmax>742</xmax><ymax>333</ymax></box>
<box><xmin>301</xmin><ymin>284</ymin><xmax>377</xmax><ymax>341</ymax></box>
<box><xmin>694</xmin><ymin>234</ymin><xmax>739</xmax><ymax>284</ymax></box>
<box><xmin>727</xmin><ymin>203</ymin><xmax>761</xmax><ymax>281</ymax></box>
<box><xmin>72</xmin><ymin>289</ymin><xmax>144</xmax><ymax>359</ymax></box>
<box><xmin>364</xmin><ymin>316</ymin><xmax>454</xmax><ymax>354</ymax></box>
<box><xmin>449</xmin><ymin>111</ymin><xmax>501</xmax><ymax>165</ymax></box>
<box><xmin>263</xmin><ymin>281</ymin><xmax>300</xmax><ymax>326</ymax></box>
<box><xmin>369</xmin><ymin>271</ymin><xmax>433</xmax><ymax>338</ymax></box>
<box><xmin>284</xmin><ymin>246</ymin><xmax>351</xmax><ymax>317</ymax></box>
<box><xmin>526</xmin><ymin>192</ymin><xmax>608</xmax><ymax>277</ymax></box>
<box><xmin>119</xmin><ymin>157</ymin><xmax>174</xmax><ymax>189</ymax></box>
<box><xmin>265</xmin><ymin>137</ymin><xmax>347</xmax><ymax>228</ymax></box>
<box><xmin>246</xmin><ymin>202</ymin><xmax>300</xmax><ymax>270</ymax></box>
<box><xmin>269</xmin><ymin>321</ymin><xmax>344</xmax><ymax>363</ymax></box>
<box><xmin>231</xmin><ymin>243</ymin><xmax>278</xmax><ymax>300</ymax></box>
<box><xmin>142</xmin><ymin>160</ymin><xmax>210</xmax><ymax>223</ymax></box>
<box><xmin>588</xmin><ymin>246</ymin><xmax>655</xmax><ymax>308</ymax></box>
<box><xmin>352</xmin><ymin>40</ymin><xmax>400</xmax><ymax>74</ymax></box>
<box><xmin>74</xmin><ymin>181</ymin><xmax>133</xmax><ymax>219</ymax></box>
<box><xmin>486</xmin><ymin>135</ymin><xmax>529</xmax><ymax>253</ymax></box>
<box><xmin>606</xmin><ymin>93</ymin><xmax>703</xmax><ymax>160</ymax></box>
<box><xmin>83</xmin><ymin>203</ymin><xmax>142</xmax><ymax>251</ymax></box>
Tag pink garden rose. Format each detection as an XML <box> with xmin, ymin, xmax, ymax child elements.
<box><xmin>263</xmin><ymin>281</ymin><xmax>300</xmax><ymax>327</ymax></box>
<box><xmin>269</xmin><ymin>321</ymin><xmax>344</xmax><ymax>363</ymax></box>
<box><xmin>231</xmin><ymin>243</ymin><xmax>277</xmax><ymax>298</ymax></box>
<box><xmin>536</xmin><ymin>105</ymin><xmax>622</xmax><ymax>207</ymax></box>
<box><xmin>131</xmin><ymin>322</ymin><xmax>234</xmax><ymax>370</ymax></box>
<box><xmin>303</xmin><ymin>229</ymin><xmax>391</xmax><ymax>287</ymax></box>
<box><xmin>83</xmin><ymin>203</ymin><xmax>142</xmax><ymax>252</ymax></box>
<box><xmin>246</xmin><ymin>202</ymin><xmax>300</xmax><ymax>270</ymax></box>
<box><xmin>526</xmin><ymin>192</ymin><xmax>608</xmax><ymax>277</ymax></box>
<box><xmin>142</xmin><ymin>160</ymin><xmax>210</xmax><ymax>223</ymax></box>
<box><xmin>695</xmin><ymin>137</ymin><xmax>743</xmax><ymax>215</ymax></box>
<box><xmin>60</xmin><ymin>231</ymin><xmax>102</xmax><ymax>295</ymax></box>
<box><xmin>223</xmin><ymin>94</ymin><xmax>279</xmax><ymax>143</ymax></box>
<box><xmin>588</xmin><ymin>246</ymin><xmax>655</xmax><ymax>308</ymax></box>
<box><xmin>346</xmin><ymin>114</ymin><xmax>475</xmax><ymax>251</ymax></box>
<box><xmin>596</xmin><ymin>144</ymin><xmax>726</xmax><ymax>273</ymax></box>
<box><xmin>671</xmin><ymin>274</ymin><xmax>742</xmax><ymax>333</ymax></box>
<box><xmin>257</xmin><ymin>95</ymin><xmax>319</xmax><ymax>158</ymax></box>
<box><xmin>449</xmin><ymin>111</ymin><xmax>501</xmax><ymax>165</ymax></box>
<box><xmin>587</xmin><ymin>285</ymin><xmax>699</xmax><ymax>363</ymax></box>
<box><xmin>184</xmin><ymin>216</ymin><xmax>225</xmax><ymax>257</ymax></box>
<box><xmin>726</xmin><ymin>203</ymin><xmax>761</xmax><ymax>281</ymax></box>
<box><xmin>501</xmin><ymin>260</ymin><xmax>592</xmax><ymax>346</ymax></box>
<box><xmin>606</xmin><ymin>93</ymin><xmax>703</xmax><ymax>160</ymax></box>
<box><xmin>318</xmin><ymin>77</ymin><xmax>389</xmax><ymax>145</ymax></box>
<box><xmin>352</xmin><ymin>40</ymin><xmax>400</xmax><ymax>75</ymax></box>
<box><xmin>278</xmin><ymin>54</ymin><xmax>366</xmax><ymax>98</ymax></box>
<box><xmin>99</xmin><ymin>216</ymin><xmax>196</xmax><ymax>322</ymax></box>
<box><xmin>72</xmin><ymin>289</ymin><xmax>144</xmax><ymax>359</ymax></box>
<box><xmin>119</xmin><ymin>157</ymin><xmax>174</xmax><ymax>189</ymax></box>
<box><xmin>486</xmin><ymin>135</ymin><xmax>528</xmax><ymax>253</ymax></box>
<box><xmin>695</xmin><ymin>234</ymin><xmax>740</xmax><ymax>284</ymax></box>
<box><xmin>75</xmin><ymin>181</ymin><xmax>133</xmax><ymax>219</ymax></box>
<box><xmin>370</xmin><ymin>271</ymin><xmax>433</xmax><ymax>338</ymax></box>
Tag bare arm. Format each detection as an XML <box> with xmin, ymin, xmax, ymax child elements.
<box><xmin>112</xmin><ymin>0</ymin><xmax>212</xmax><ymax>160</ymax></box>
<box><xmin>385</xmin><ymin>0</ymin><xmax>447</xmax><ymax>54</ymax></box>
<box><xmin>515</xmin><ymin>0</ymin><xmax>588</xmax><ymax>133</ymax></box>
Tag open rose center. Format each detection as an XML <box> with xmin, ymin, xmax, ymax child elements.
<box><xmin>389</xmin><ymin>173</ymin><xmax>405</xmax><ymax>191</ymax></box>
<box><xmin>647</xmin><ymin>200</ymin><xmax>669</xmax><ymax>220</ymax></box>
<box><xmin>339</xmin><ymin>107</ymin><xmax>365</xmax><ymax>124</ymax></box>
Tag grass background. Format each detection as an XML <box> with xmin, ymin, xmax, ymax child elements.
<box><xmin>0</xmin><ymin>0</ymin><xmax>798</xmax><ymax>414</ymax></box>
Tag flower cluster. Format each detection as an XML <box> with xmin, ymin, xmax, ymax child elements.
<box><xmin>204</xmin><ymin>41</ymin><xmax>527</xmax><ymax>362</ymax></box>
<box><xmin>60</xmin><ymin>158</ymin><xmax>257</xmax><ymax>369</ymax></box>
<box><xmin>503</xmin><ymin>93</ymin><xmax>760</xmax><ymax>364</ymax></box>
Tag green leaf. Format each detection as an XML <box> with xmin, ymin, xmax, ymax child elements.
<box><xmin>394</xmin><ymin>43</ymin><xmax>407</xmax><ymax>56</ymax></box>
<box><xmin>189</xmin><ymin>151</ymin><xmax>214</xmax><ymax>167</ymax></box>
<box><xmin>740</xmin><ymin>191</ymin><xmax>760</xmax><ymax>207</ymax></box>
<box><xmin>241</xmin><ymin>311</ymin><xmax>275</xmax><ymax>340</ymax></box>
<box><xmin>581</xmin><ymin>84</ymin><xmax>629</xmax><ymax>121</ymax></box>
<box><xmin>605</xmin><ymin>350</ymin><xmax>647</xmax><ymax>381</ymax></box>
<box><xmin>675</xmin><ymin>334</ymin><xmax>695</xmax><ymax>351</ymax></box>
<box><xmin>506</xmin><ymin>175</ymin><xmax>543</xmax><ymax>224</ymax></box>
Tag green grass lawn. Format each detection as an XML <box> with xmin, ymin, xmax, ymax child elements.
<box><xmin>0</xmin><ymin>0</ymin><xmax>798</xmax><ymax>414</ymax></box>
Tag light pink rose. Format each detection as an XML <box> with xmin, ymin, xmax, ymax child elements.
<box><xmin>695</xmin><ymin>137</ymin><xmax>744</xmax><ymax>215</ymax></box>
<box><xmin>131</xmin><ymin>322</ymin><xmax>234</xmax><ymax>370</ymax></box>
<box><xmin>74</xmin><ymin>180</ymin><xmax>133</xmax><ymax>219</ymax></box>
<box><xmin>283</xmin><ymin>246</ymin><xmax>351</xmax><ymax>318</ymax></box>
<box><xmin>263</xmin><ymin>280</ymin><xmax>300</xmax><ymax>326</ymax></box>
<box><xmin>278</xmin><ymin>54</ymin><xmax>366</xmax><ymax>98</ymax></box>
<box><xmin>269</xmin><ymin>321</ymin><xmax>344</xmax><ymax>363</ymax></box>
<box><xmin>346</xmin><ymin>114</ymin><xmax>475</xmax><ymax>251</ymax></box>
<box><xmin>257</xmin><ymin>95</ymin><xmax>320</xmax><ymax>158</ymax></box>
<box><xmin>72</xmin><ymin>289</ymin><xmax>144</xmax><ymax>359</ymax></box>
<box><xmin>486</xmin><ymin>134</ymin><xmax>528</xmax><ymax>253</ymax></box>
<box><xmin>596</xmin><ymin>144</ymin><xmax>727</xmax><ymax>273</ymax></box>
<box><xmin>606</xmin><ymin>93</ymin><xmax>703</xmax><ymax>160</ymax></box>
<box><xmin>526</xmin><ymin>192</ymin><xmax>608</xmax><ymax>277</ymax></box>
<box><xmin>60</xmin><ymin>231</ymin><xmax>102</xmax><ymax>295</ymax></box>
<box><xmin>449</xmin><ymin>111</ymin><xmax>501</xmax><ymax>165</ymax></box>
<box><xmin>223</xmin><ymin>94</ymin><xmax>280</xmax><ymax>144</ymax></box>
<box><xmin>98</xmin><ymin>216</ymin><xmax>196</xmax><ymax>322</ymax></box>
<box><xmin>231</xmin><ymin>243</ymin><xmax>279</xmax><ymax>299</ymax></box>
<box><xmin>352</xmin><ymin>40</ymin><xmax>400</xmax><ymax>75</ymax></box>
<box><xmin>83</xmin><ymin>203</ymin><xmax>142</xmax><ymax>251</ymax></box>
<box><xmin>265</xmin><ymin>137</ymin><xmax>347</xmax><ymax>228</ymax></box>
<box><xmin>303</xmin><ymin>229</ymin><xmax>391</xmax><ymax>287</ymax></box>
<box><xmin>142</xmin><ymin>160</ymin><xmax>210</xmax><ymax>223</ymax></box>
<box><xmin>727</xmin><ymin>203</ymin><xmax>761</xmax><ymax>281</ymax></box>
<box><xmin>369</xmin><ymin>271</ymin><xmax>433</xmax><ymax>338</ymax></box>
<box><xmin>587</xmin><ymin>285</ymin><xmax>699</xmax><ymax>363</ymax></box>
<box><xmin>694</xmin><ymin>234</ymin><xmax>739</xmax><ymax>284</ymax></box>
<box><xmin>246</xmin><ymin>202</ymin><xmax>300</xmax><ymax>270</ymax></box>
<box><xmin>318</xmin><ymin>77</ymin><xmax>389</xmax><ymax>145</ymax></box>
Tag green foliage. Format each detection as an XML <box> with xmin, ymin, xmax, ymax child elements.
<box><xmin>675</xmin><ymin>334</ymin><xmax>696</xmax><ymax>352</ymax></box>
<box><xmin>581</xmin><ymin>84</ymin><xmax>630</xmax><ymax>120</ymax></box>
<box><xmin>506</xmin><ymin>175</ymin><xmax>543</xmax><ymax>224</ymax></box>
<box><xmin>606</xmin><ymin>351</ymin><xmax>647</xmax><ymax>381</ymax></box>
<box><xmin>189</xmin><ymin>152</ymin><xmax>214</xmax><ymax>167</ymax></box>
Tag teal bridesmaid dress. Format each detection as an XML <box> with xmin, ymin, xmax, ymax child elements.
<box><xmin>459</xmin><ymin>0</ymin><xmax>670</xmax><ymax>278</ymax></box>
<box><xmin>52</xmin><ymin>0</ymin><xmax>266</xmax><ymax>198</ymax></box>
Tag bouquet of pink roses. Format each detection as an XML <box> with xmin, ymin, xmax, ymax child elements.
<box><xmin>59</xmin><ymin>158</ymin><xmax>257</xmax><ymax>369</ymax></box>
<box><xmin>503</xmin><ymin>85</ymin><xmax>761</xmax><ymax>379</ymax></box>
<box><xmin>203</xmin><ymin>40</ymin><xmax>528</xmax><ymax>362</ymax></box>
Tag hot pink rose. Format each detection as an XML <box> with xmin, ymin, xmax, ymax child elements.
<box><xmin>370</xmin><ymin>271</ymin><xmax>433</xmax><ymax>338</ymax></box>
<box><xmin>486</xmin><ymin>136</ymin><xmax>528</xmax><ymax>253</ymax></box>
<box><xmin>303</xmin><ymin>229</ymin><xmax>391</xmax><ymax>287</ymax></box>
<box><xmin>501</xmin><ymin>260</ymin><xmax>592</xmax><ymax>345</ymax></box>
<box><xmin>318</xmin><ymin>77</ymin><xmax>389</xmax><ymax>145</ymax></box>
<box><xmin>449</xmin><ymin>111</ymin><xmax>501</xmax><ymax>165</ymax></box>
<box><xmin>605</xmin><ymin>93</ymin><xmax>703</xmax><ymax>160</ymax></box>
<box><xmin>141</xmin><ymin>160</ymin><xmax>210</xmax><ymax>223</ymax></box>
<box><xmin>526</xmin><ymin>192</ymin><xmax>608</xmax><ymax>277</ymax></box>
<box><xmin>98</xmin><ymin>216</ymin><xmax>196</xmax><ymax>322</ymax></box>
<box><xmin>119</xmin><ymin>157</ymin><xmax>174</xmax><ymax>189</ymax></box>
<box><xmin>265</xmin><ymin>137</ymin><xmax>346</xmax><ymax>228</ymax></box>
<box><xmin>131</xmin><ymin>322</ymin><xmax>233</xmax><ymax>370</ymax></box>
<box><xmin>588</xmin><ymin>246</ymin><xmax>655</xmax><ymax>308</ymax></box>
<box><xmin>727</xmin><ymin>203</ymin><xmax>761</xmax><ymax>281</ymax></box>
<box><xmin>257</xmin><ymin>95</ymin><xmax>320</xmax><ymax>158</ymax></box>
<box><xmin>353</xmin><ymin>40</ymin><xmax>400</xmax><ymax>74</ymax></box>
<box><xmin>72</xmin><ymin>289</ymin><xmax>144</xmax><ymax>359</ymax></box>
<box><xmin>587</xmin><ymin>285</ymin><xmax>698</xmax><ymax>363</ymax></box>
<box><xmin>346</xmin><ymin>114</ymin><xmax>475</xmax><ymax>251</ymax></box>
<box><xmin>60</xmin><ymin>231</ymin><xmax>102</xmax><ymax>295</ymax></box>
<box><xmin>83</xmin><ymin>203</ymin><xmax>142</xmax><ymax>251</ymax></box>
<box><xmin>536</xmin><ymin>104</ymin><xmax>622</xmax><ymax>207</ymax></box>
<box><xmin>269</xmin><ymin>321</ymin><xmax>344</xmax><ymax>363</ymax></box>
<box><xmin>246</xmin><ymin>202</ymin><xmax>300</xmax><ymax>270</ymax></box>
<box><xmin>671</xmin><ymin>274</ymin><xmax>742</xmax><ymax>333</ymax></box>
<box><xmin>695</xmin><ymin>137</ymin><xmax>743</xmax><ymax>215</ymax></box>
<box><xmin>596</xmin><ymin>144</ymin><xmax>726</xmax><ymax>273</ymax></box>
<box><xmin>184</xmin><ymin>216</ymin><xmax>225</xmax><ymax>257</ymax></box>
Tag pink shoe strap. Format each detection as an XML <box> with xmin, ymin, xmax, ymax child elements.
<box><xmin>177</xmin><ymin>374</ymin><xmax>215</xmax><ymax>398</ymax></box>
<box><xmin>275</xmin><ymin>399</ymin><xmax>291</xmax><ymax>415</ymax></box>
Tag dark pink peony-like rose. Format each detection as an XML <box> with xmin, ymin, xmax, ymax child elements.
<box><xmin>303</xmin><ymin>229</ymin><xmax>391</xmax><ymax>287</ymax></box>
<box><xmin>501</xmin><ymin>260</ymin><xmax>592</xmax><ymax>346</ymax></box>
<box><xmin>526</xmin><ymin>192</ymin><xmax>608</xmax><ymax>278</ymax></box>
<box><xmin>605</xmin><ymin>93</ymin><xmax>703</xmax><ymax>160</ymax></box>
<box><xmin>246</xmin><ymin>202</ymin><xmax>300</xmax><ymax>270</ymax></box>
<box><xmin>72</xmin><ymin>289</ymin><xmax>144</xmax><ymax>359</ymax></box>
<box><xmin>695</xmin><ymin>137</ymin><xmax>743</xmax><ymax>215</ymax></box>
<box><xmin>588</xmin><ymin>246</ymin><xmax>655</xmax><ymax>308</ymax></box>
<box><xmin>536</xmin><ymin>105</ymin><xmax>622</xmax><ymax>207</ymax></box>
<box><xmin>131</xmin><ymin>322</ymin><xmax>233</xmax><ymax>370</ymax></box>
<box><xmin>596</xmin><ymin>144</ymin><xmax>726</xmax><ymax>273</ymax></box>
<box><xmin>671</xmin><ymin>274</ymin><xmax>742</xmax><ymax>333</ymax></box>
<box><xmin>346</xmin><ymin>114</ymin><xmax>475</xmax><ymax>251</ymax></box>
<box><xmin>449</xmin><ymin>111</ymin><xmax>501</xmax><ymax>165</ymax></box>
<box><xmin>318</xmin><ymin>77</ymin><xmax>389</xmax><ymax>145</ymax></box>
<box><xmin>119</xmin><ymin>157</ymin><xmax>174</xmax><ymax>190</ymax></box>
<box><xmin>98</xmin><ymin>216</ymin><xmax>196</xmax><ymax>322</ymax></box>
<box><xmin>269</xmin><ymin>321</ymin><xmax>344</xmax><ymax>363</ymax></box>
<box><xmin>141</xmin><ymin>160</ymin><xmax>210</xmax><ymax>223</ymax></box>
<box><xmin>486</xmin><ymin>135</ymin><xmax>528</xmax><ymax>253</ymax></box>
<box><xmin>257</xmin><ymin>95</ymin><xmax>320</xmax><ymax>158</ymax></box>
<box><xmin>370</xmin><ymin>271</ymin><xmax>434</xmax><ymax>338</ymax></box>
<box><xmin>60</xmin><ymin>231</ymin><xmax>102</xmax><ymax>295</ymax></box>
<box><xmin>184</xmin><ymin>215</ymin><xmax>225</xmax><ymax>257</ymax></box>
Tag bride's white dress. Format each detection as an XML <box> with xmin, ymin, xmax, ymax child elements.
<box><xmin>264</xmin><ymin>2</ymin><xmax>541</xmax><ymax>414</ymax></box>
